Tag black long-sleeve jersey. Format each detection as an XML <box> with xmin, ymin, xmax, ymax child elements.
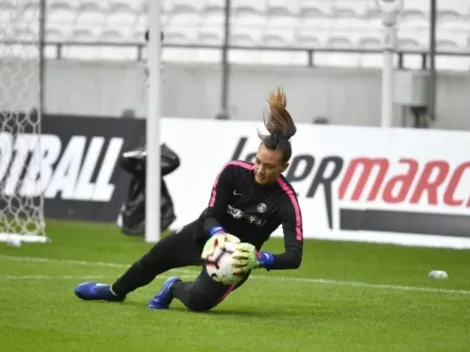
<box><xmin>197</xmin><ymin>160</ymin><xmax>303</xmax><ymax>270</ymax></box>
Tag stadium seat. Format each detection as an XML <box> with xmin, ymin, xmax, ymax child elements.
<box><xmin>298</xmin><ymin>0</ymin><xmax>331</xmax><ymax>16</ymax></box>
<box><xmin>437</xmin><ymin>9</ymin><xmax>462</xmax><ymax>22</ymax></box>
<box><xmin>167</xmin><ymin>11</ymin><xmax>202</xmax><ymax>28</ymax></box>
<box><xmin>232</xmin><ymin>5</ymin><xmax>267</xmax><ymax>27</ymax></box>
<box><xmin>436</xmin><ymin>39</ymin><xmax>460</xmax><ymax>51</ymax></box>
<box><xmin>365</xmin><ymin>4</ymin><xmax>381</xmax><ymax>18</ymax></box>
<box><xmin>332</xmin><ymin>7</ymin><xmax>359</xmax><ymax>20</ymax></box>
<box><xmin>202</xmin><ymin>4</ymin><xmax>225</xmax><ymax>26</ymax></box>
<box><xmin>358</xmin><ymin>35</ymin><xmax>381</xmax><ymax>50</ymax></box>
<box><xmin>334</xmin><ymin>0</ymin><xmax>369</xmax><ymax>17</ymax></box>
<box><xmin>0</xmin><ymin>0</ymin><xmax>13</xmax><ymax>8</ymax></box>
<box><xmin>397</xmin><ymin>37</ymin><xmax>423</xmax><ymax>50</ymax></box>
<box><xmin>100</xmin><ymin>29</ymin><xmax>127</xmax><ymax>42</ymax></box>
<box><xmin>232</xmin><ymin>0</ymin><xmax>266</xmax><ymax>14</ymax></box>
<box><xmin>70</xmin><ymin>28</ymin><xmax>95</xmax><ymax>42</ymax></box>
<box><xmin>198</xmin><ymin>28</ymin><xmax>223</xmax><ymax>45</ymax></box>
<box><xmin>45</xmin><ymin>27</ymin><xmax>66</xmax><ymax>42</ymax></box>
<box><xmin>294</xmin><ymin>31</ymin><xmax>321</xmax><ymax>48</ymax></box>
<box><xmin>332</xmin><ymin>14</ymin><xmax>369</xmax><ymax>34</ymax></box>
<box><xmin>438</xmin><ymin>0</ymin><xmax>469</xmax><ymax>16</ymax></box>
<box><xmin>264</xmin><ymin>26</ymin><xmax>295</xmax><ymax>46</ymax></box>
<box><xmin>399</xmin><ymin>9</ymin><xmax>428</xmax><ymax>27</ymax></box>
<box><xmin>47</xmin><ymin>3</ymin><xmax>77</xmax><ymax>25</ymax></box>
<box><xmin>46</xmin><ymin>0</ymin><xmax>76</xmax><ymax>10</ymax></box>
<box><xmin>13</xmin><ymin>27</ymin><xmax>36</xmax><ymax>41</ymax></box>
<box><xmin>438</xmin><ymin>12</ymin><xmax>470</xmax><ymax>31</ymax></box>
<box><xmin>202</xmin><ymin>0</ymin><xmax>224</xmax><ymax>10</ymax></box>
<box><xmin>326</xmin><ymin>35</ymin><xmax>354</xmax><ymax>49</ymax></box>
<box><xmin>297</xmin><ymin>6</ymin><xmax>332</xmax><ymax>30</ymax></box>
<box><xmin>3</xmin><ymin>0</ymin><xmax>465</xmax><ymax>69</ymax></box>
<box><xmin>106</xmin><ymin>3</ymin><xmax>137</xmax><ymax>26</ymax></box>
<box><xmin>163</xmin><ymin>29</ymin><xmax>197</xmax><ymax>44</ymax></box>
<box><xmin>267</xmin><ymin>5</ymin><xmax>298</xmax><ymax>28</ymax></box>
<box><xmin>202</xmin><ymin>0</ymin><xmax>224</xmax><ymax>13</ymax></box>
<box><xmin>268</xmin><ymin>0</ymin><xmax>298</xmax><ymax>16</ymax></box>
<box><xmin>402</xmin><ymin>0</ymin><xmax>429</xmax><ymax>13</ymax></box>
<box><xmin>75</xmin><ymin>3</ymin><xmax>106</xmax><ymax>28</ymax></box>
<box><xmin>231</xmin><ymin>29</ymin><xmax>259</xmax><ymax>46</ymax></box>
<box><xmin>400</xmin><ymin>8</ymin><xmax>427</xmax><ymax>22</ymax></box>
<box><xmin>173</xmin><ymin>1</ymin><xmax>203</xmax><ymax>15</ymax></box>
<box><xmin>435</xmin><ymin>31</ymin><xmax>467</xmax><ymax>49</ymax></box>
<box><xmin>262</xmin><ymin>33</ymin><xmax>289</xmax><ymax>47</ymax></box>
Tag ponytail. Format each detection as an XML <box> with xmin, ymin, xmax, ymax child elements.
<box><xmin>258</xmin><ymin>88</ymin><xmax>297</xmax><ymax>163</ymax></box>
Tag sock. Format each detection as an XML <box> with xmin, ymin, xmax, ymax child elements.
<box><xmin>109</xmin><ymin>286</ymin><xmax>119</xmax><ymax>297</ymax></box>
<box><xmin>111</xmin><ymin>260</ymin><xmax>159</xmax><ymax>297</ymax></box>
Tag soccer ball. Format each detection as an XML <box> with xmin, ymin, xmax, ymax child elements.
<box><xmin>205</xmin><ymin>241</ymin><xmax>245</xmax><ymax>285</ymax></box>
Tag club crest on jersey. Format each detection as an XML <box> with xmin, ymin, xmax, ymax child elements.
<box><xmin>257</xmin><ymin>203</ymin><xmax>267</xmax><ymax>213</ymax></box>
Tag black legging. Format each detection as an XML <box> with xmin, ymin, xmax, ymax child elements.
<box><xmin>112</xmin><ymin>220</ymin><xmax>250</xmax><ymax>312</ymax></box>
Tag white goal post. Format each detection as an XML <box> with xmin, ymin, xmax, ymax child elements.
<box><xmin>145</xmin><ymin>0</ymin><xmax>163</xmax><ymax>243</ymax></box>
<box><xmin>0</xmin><ymin>0</ymin><xmax>49</xmax><ymax>243</ymax></box>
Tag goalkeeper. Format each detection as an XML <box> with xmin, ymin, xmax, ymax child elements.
<box><xmin>75</xmin><ymin>88</ymin><xmax>304</xmax><ymax>312</ymax></box>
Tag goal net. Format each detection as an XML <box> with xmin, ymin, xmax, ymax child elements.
<box><xmin>0</xmin><ymin>0</ymin><xmax>49</xmax><ymax>243</ymax></box>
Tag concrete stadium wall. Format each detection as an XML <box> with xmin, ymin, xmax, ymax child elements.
<box><xmin>2</xmin><ymin>59</ymin><xmax>470</xmax><ymax>130</ymax></box>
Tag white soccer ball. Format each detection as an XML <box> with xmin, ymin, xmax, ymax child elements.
<box><xmin>205</xmin><ymin>241</ymin><xmax>244</xmax><ymax>285</ymax></box>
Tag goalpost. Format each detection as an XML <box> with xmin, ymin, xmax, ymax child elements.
<box><xmin>0</xmin><ymin>0</ymin><xmax>49</xmax><ymax>243</ymax></box>
<box><xmin>0</xmin><ymin>0</ymin><xmax>160</xmax><ymax>244</ymax></box>
<box><xmin>145</xmin><ymin>0</ymin><xmax>163</xmax><ymax>243</ymax></box>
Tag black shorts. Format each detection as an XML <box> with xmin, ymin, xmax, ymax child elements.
<box><xmin>146</xmin><ymin>220</ymin><xmax>250</xmax><ymax>311</ymax></box>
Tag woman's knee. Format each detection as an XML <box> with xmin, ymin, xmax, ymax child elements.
<box><xmin>185</xmin><ymin>295</ymin><xmax>217</xmax><ymax>313</ymax></box>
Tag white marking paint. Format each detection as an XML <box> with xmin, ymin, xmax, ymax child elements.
<box><xmin>1</xmin><ymin>275</ymin><xmax>104</xmax><ymax>280</ymax></box>
<box><xmin>0</xmin><ymin>254</ymin><xmax>469</xmax><ymax>296</ymax></box>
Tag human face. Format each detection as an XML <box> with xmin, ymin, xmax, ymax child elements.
<box><xmin>253</xmin><ymin>144</ymin><xmax>288</xmax><ymax>185</ymax></box>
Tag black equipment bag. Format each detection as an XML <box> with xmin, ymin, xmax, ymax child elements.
<box><xmin>117</xmin><ymin>144</ymin><xmax>180</xmax><ymax>236</ymax></box>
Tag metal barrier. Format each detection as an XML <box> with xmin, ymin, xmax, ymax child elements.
<box><xmin>34</xmin><ymin>41</ymin><xmax>470</xmax><ymax>71</ymax></box>
<box><xmin>4</xmin><ymin>39</ymin><xmax>470</xmax><ymax>70</ymax></box>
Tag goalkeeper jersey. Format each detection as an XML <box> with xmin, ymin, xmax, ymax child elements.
<box><xmin>197</xmin><ymin>160</ymin><xmax>303</xmax><ymax>270</ymax></box>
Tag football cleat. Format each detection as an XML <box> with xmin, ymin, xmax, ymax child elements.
<box><xmin>148</xmin><ymin>276</ymin><xmax>181</xmax><ymax>310</ymax></box>
<box><xmin>74</xmin><ymin>282</ymin><xmax>125</xmax><ymax>302</ymax></box>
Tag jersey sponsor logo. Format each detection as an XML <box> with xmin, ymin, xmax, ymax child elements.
<box><xmin>230</xmin><ymin>136</ymin><xmax>470</xmax><ymax>237</ymax></box>
<box><xmin>227</xmin><ymin>205</ymin><xmax>266</xmax><ymax>227</ymax></box>
<box><xmin>0</xmin><ymin>132</ymin><xmax>123</xmax><ymax>202</ymax></box>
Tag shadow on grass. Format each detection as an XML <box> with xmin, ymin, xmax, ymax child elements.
<box><xmin>116</xmin><ymin>300</ymin><xmax>279</xmax><ymax>319</ymax></box>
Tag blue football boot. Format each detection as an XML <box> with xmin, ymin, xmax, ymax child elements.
<box><xmin>148</xmin><ymin>277</ymin><xmax>181</xmax><ymax>309</ymax></box>
<box><xmin>74</xmin><ymin>282</ymin><xmax>125</xmax><ymax>302</ymax></box>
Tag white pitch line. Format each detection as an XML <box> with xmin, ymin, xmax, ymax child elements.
<box><xmin>0</xmin><ymin>254</ymin><xmax>197</xmax><ymax>274</ymax></box>
<box><xmin>1</xmin><ymin>275</ymin><xmax>105</xmax><ymax>280</ymax></box>
<box><xmin>259</xmin><ymin>276</ymin><xmax>470</xmax><ymax>295</ymax></box>
<box><xmin>1</xmin><ymin>274</ymin><xmax>197</xmax><ymax>280</ymax></box>
<box><xmin>0</xmin><ymin>254</ymin><xmax>469</xmax><ymax>296</ymax></box>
